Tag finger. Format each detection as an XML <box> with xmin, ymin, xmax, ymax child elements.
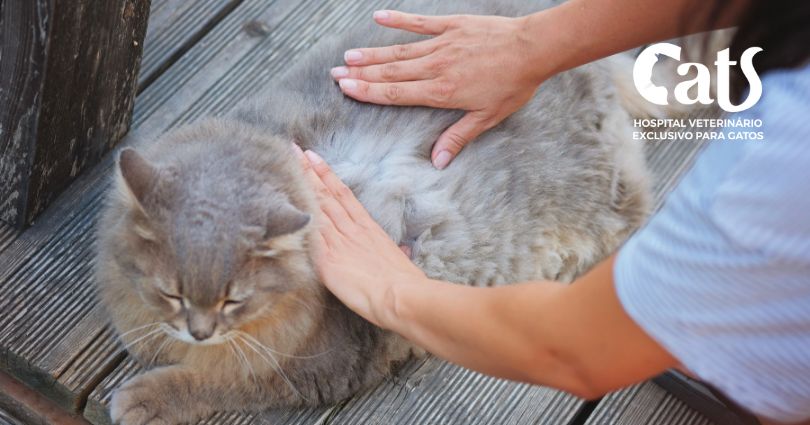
<box><xmin>431</xmin><ymin>111</ymin><xmax>495</xmax><ymax>169</ymax></box>
<box><xmin>371</xmin><ymin>10</ymin><xmax>452</xmax><ymax>35</ymax></box>
<box><xmin>342</xmin><ymin>39</ymin><xmax>436</xmax><ymax>67</ymax></box>
<box><xmin>331</xmin><ymin>56</ymin><xmax>437</xmax><ymax>83</ymax></box>
<box><xmin>296</xmin><ymin>150</ymin><xmax>357</xmax><ymax>236</ymax></box>
<box><xmin>399</xmin><ymin>245</ymin><xmax>412</xmax><ymax>258</ymax></box>
<box><xmin>316</xmin><ymin>185</ymin><xmax>358</xmax><ymax>238</ymax></box>
<box><xmin>337</xmin><ymin>79</ymin><xmax>453</xmax><ymax>107</ymax></box>
<box><xmin>291</xmin><ymin>143</ymin><xmax>309</xmax><ymax>169</ymax></box>
<box><xmin>303</xmin><ymin>150</ymin><xmax>372</xmax><ymax>224</ymax></box>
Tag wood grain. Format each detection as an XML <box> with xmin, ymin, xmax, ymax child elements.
<box><xmin>0</xmin><ymin>224</ymin><xmax>18</xmax><ymax>255</ymax></box>
<box><xmin>0</xmin><ymin>370</ymin><xmax>88</xmax><ymax>425</ymax></box>
<box><xmin>0</xmin><ymin>0</ymin><xmax>150</xmax><ymax>228</ymax></box>
<box><xmin>137</xmin><ymin>0</ymin><xmax>244</xmax><ymax>88</ymax></box>
<box><xmin>586</xmin><ymin>382</ymin><xmax>715</xmax><ymax>425</ymax></box>
<box><xmin>0</xmin><ymin>406</ymin><xmax>26</xmax><ymax>425</ymax></box>
<box><xmin>0</xmin><ymin>0</ymin><xmax>50</xmax><ymax>227</ymax></box>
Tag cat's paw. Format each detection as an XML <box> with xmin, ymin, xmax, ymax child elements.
<box><xmin>110</xmin><ymin>373</ymin><xmax>179</xmax><ymax>425</ymax></box>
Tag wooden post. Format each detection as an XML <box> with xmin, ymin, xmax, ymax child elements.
<box><xmin>0</xmin><ymin>0</ymin><xmax>150</xmax><ymax>228</ymax></box>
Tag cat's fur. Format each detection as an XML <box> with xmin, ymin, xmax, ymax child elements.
<box><xmin>96</xmin><ymin>0</ymin><xmax>651</xmax><ymax>423</ymax></box>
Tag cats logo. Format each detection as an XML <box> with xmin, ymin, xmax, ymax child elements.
<box><xmin>633</xmin><ymin>42</ymin><xmax>764</xmax><ymax>113</ymax></box>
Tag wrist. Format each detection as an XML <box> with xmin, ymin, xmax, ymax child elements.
<box><xmin>378</xmin><ymin>275</ymin><xmax>434</xmax><ymax>332</ymax></box>
<box><xmin>516</xmin><ymin>6</ymin><xmax>592</xmax><ymax>83</ymax></box>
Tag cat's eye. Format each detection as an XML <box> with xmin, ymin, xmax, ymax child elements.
<box><xmin>159</xmin><ymin>290</ymin><xmax>182</xmax><ymax>300</ymax></box>
<box><xmin>159</xmin><ymin>289</ymin><xmax>184</xmax><ymax>308</ymax></box>
<box><xmin>221</xmin><ymin>299</ymin><xmax>244</xmax><ymax>314</ymax></box>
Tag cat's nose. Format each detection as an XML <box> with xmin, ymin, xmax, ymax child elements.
<box><xmin>187</xmin><ymin>309</ymin><xmax>216</xmax><ymax>341</ymax></box>
<box><xmin>190</xmin><ymin>328</ymin><xmax>213</xmax><ymax>341</ymax></box>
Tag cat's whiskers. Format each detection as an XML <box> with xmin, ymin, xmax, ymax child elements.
<box><xmin>121</xmin><ymin>327</ymin><xmax>164</xmax><ymax>351</ymax></box>
<box><xmin>117</xmin><ymin>322</ymin><xmax>162</xmax><ymax>340</ymax></box>
<box><xmin>235</xmin><ymin>330</ymin><xmax>333</xmax><ymax>359</ymax></box>
<box><xmin>227</xmin><ymin>336</ymin><xmax>258</xmax><ymax>384</ymax></box>
<box><xmin>148</xmin><ymin>335</ymin><xmax>173</xmax><ymax>368</ymax></box>
<box><xmin>234</xmin><ymin>334</ymin><xmax>306</xmax><ymax>401</ymax></box>
<box><xmin>228</xmin><ymin>338</ymin><xmax>247</xmax><ymax>371</ymax></box>
<box><xmin>224</xmin><ymin>338</ymin><xmax>245</xmax><ymax>376</ymax></box>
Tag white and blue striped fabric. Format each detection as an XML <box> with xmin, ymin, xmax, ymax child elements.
<box><xmin>615</xmin><ymin>62</ymin><xmax>810</xmax><ymax>423</ymax></box>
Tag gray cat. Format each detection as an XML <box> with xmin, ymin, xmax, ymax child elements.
<box><xmin>95</xmin><ymin>0</ymin><xmax>651</xmax><ymax>423</ymax></box>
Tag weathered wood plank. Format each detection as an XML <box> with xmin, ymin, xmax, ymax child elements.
<box><xmin>138</xmin><ymin>0</ymin><xmax>243</xmax><ymax>87</ymax></box>
<box><xmin>0</xmin><ymin>406</ymin><xmax>26</xmax><ymax>425</ymax></box>
<box><xmin>0</xmin><ymin>370</ymin><xmax>88</xmax><ymax>425</ymax></box>
<box><xmin>328</xmin><ymin>357</ymin><xmax>581</xmax><ymax>425</ymax></box>
<box><xmin>0</xmin><ymin>0</ymin><xmax>150</xmax><ymax>228</ymax></box>
<box><xmin>585</xmin><ymin>382</ymin><xmax>715</xmax><ymax>425</ymax></box>
<box><xmin>0</xmin><ymin>0</ymin><xmax>49</xmax><ymax>228</ymax></box>
<box><xmin>0</xmin><ymin>224</ymin><xmax>18</xmax><ymax>255</ymax></box>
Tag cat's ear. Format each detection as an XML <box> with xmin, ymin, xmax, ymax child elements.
<box><xmin>116</xmin><ymin>148</ymin><xmax>161</xmax><ymax>241</ymax></box>
<box><xmin>116</xmin><ymin>148</ymin><xmax>158</xmax><ymax>209</ymax></box>
<box><xmin>252</xmin><ymin>202</ymin><xmax>311</xmax><ymax>257</ymax></box>
<box><xmin>266</xmin><ymin>201</ymin><xmax>311</xmax><ymax>238</ymax></box>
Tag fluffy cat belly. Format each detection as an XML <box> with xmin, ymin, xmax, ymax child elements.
<box><xmin>327</xmin><ymin>147</ymin><xmax>594</xmax><ymax>286</ymax></box>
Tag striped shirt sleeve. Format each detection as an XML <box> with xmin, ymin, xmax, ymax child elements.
<box><xmin>614</xmin><ymin>63</ymin><xmax>810</xmax><ymax>423</ymax></box>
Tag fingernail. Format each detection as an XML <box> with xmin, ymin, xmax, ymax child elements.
<box><xmin>330</xmin><ymin>66</ymin><xmax>349</xmax><ymax>79</ymax></box>
<box><xmin>344</xmin><ymin>50</ymin><xmax>362</xmax><ymax>63</ymax></box>
<box><xmin>291</xmin><ymin>143</ymin><xmax>305</xmax><ymax>159</ymax></box>
<box><xmin>373</xmin><ymin>10</ymin><xmax>390</xmax><ymax>21</ymax></box>
<box><xmin>339</xmin><ymin>78</ymin><xmax>358</xmax><ymax>91</ymax></box>
<box><xmin>304</xmin><ymin>150</ymin><xmax>324</xmax><ymax>165</ymax></box>
<box><xmin>433</xmin><ymin>150</ymin><xmax>452</xmax><ymax>170</ymax></box>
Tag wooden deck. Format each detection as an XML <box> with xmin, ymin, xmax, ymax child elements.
<box><xmin>0</xmin><ymin>1</ymin><xmax>721</xmax><ymax>424</ymax></box>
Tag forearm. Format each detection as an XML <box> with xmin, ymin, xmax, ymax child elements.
<box><xmin>519</xmin><ymin>0</ymin><xmax>748</xmax><ymax>81</ymax></box>
<box><xmin>389</xmin><ymin>278</ymin><xmax>590</xmax><ymax>394</ymax></box>
<box><xmin>384</xmin><ymin>256</ymin><xmax>677</xmax><ymax>398</ymax></box>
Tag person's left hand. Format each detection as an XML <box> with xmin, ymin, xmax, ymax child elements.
<box><xmin>293</xmin><ymin>145</ymin><xmax>429</xmax><ymax>328</ymax></box>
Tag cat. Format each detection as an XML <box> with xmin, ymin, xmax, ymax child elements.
<box><xmin>95</xmin><ymin>0</ymin><xmax>651</xmax><ymax>423</ymax></box>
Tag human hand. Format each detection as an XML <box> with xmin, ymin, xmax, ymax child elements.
<box><xmin>292</xmin><ymin>145</ymin><xmax>429</xmax><ymax>329</ymax></box>
<box><xmin>330</xmin><ymin>10</ymin><xmax>547</xmax><ymax>169</ymax></box>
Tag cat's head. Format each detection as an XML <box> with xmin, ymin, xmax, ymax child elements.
<box><xmin>106</xmin><ymin>138</ymin><xmax>316</xmax><ymax>346</ymax></box>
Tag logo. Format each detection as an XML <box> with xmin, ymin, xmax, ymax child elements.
<box><xmin>633</xmin><ymin>43</ymin><xmax>763</xmax><ymax>113</ymax></box>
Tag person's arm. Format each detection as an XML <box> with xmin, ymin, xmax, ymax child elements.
<box><xmin>295</xmin><ymin>146</ymin><xmax>676</xmax><ymax>398</ymax></box>
<box><xmin>388</xmin><ymin>255</ymin><xmax>677</xmax><ymax>398</ymax></box>
<box><xmin>331</xmin><ymin>0</ymin><xmax>747</xmax><ymax>169</ymax></box>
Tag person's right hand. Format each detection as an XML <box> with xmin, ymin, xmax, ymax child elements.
<box><xmin>330</xmin><ymin>10</ymin><xmax>550</xmax><ymax>169</ymax></box>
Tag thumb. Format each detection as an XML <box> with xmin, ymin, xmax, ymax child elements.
<box><xmin>432</xmin><ymin>111</ymin><xmax>492</xmax><ymax>170</ymax></box>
